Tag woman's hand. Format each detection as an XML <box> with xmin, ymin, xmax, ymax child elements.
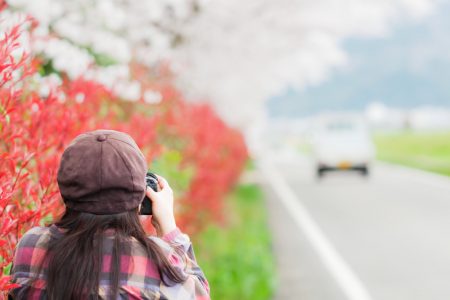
<box><xmin>145</xmin><ymin>175</ymin><xmax>177</xmax><ymax>237</ymax></box>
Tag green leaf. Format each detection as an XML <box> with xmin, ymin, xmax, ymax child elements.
<box><xmin>39</xmin><ymin>213</ymin><xmax>54</xmax><ymax>226</ymax></box>
<box><xmin>3</xmin><ymin>262</ymin><xmax>13</xmax><ymax>275</ymax></box>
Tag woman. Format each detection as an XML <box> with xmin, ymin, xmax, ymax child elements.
<box><xmin>9</xmin><ymin>130</ymin><xmax>210</xmax><ymax>299</ymax></box>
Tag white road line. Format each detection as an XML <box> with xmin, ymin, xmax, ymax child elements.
<box><xmin>258</xmin><ymin>159</ymin><xmax>373</xmax><ymax>300</ymax></box>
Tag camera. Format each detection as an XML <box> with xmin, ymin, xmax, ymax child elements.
<box><xmin>139</xmin><ymin>172</ymin><xmax>158</xmax><ymax>215</ymax></box>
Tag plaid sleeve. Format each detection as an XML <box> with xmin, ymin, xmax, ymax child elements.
<box><xmin>9</xmin><ymin>226</ymin><xmax>52</xmax><ymax>298</ymax></box>
<box><xmin>151</xmin><ymin>228</ymin><xmax>210</xmax><ymax>300</ymax></box>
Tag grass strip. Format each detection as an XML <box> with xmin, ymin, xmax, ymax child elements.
<box><xmin>374</xmin><ymin>131</ymin><xmax>450</xmax><ymax>176</ymax></box>
<box><xmin>194</xmin><ymin>184</ymin><xmax>276</xmax><ymax>300</ymax></box>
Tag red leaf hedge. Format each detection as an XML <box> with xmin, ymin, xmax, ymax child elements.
<box><xmin>0</xmin><ymin>21</ymin><xmax>247</xmax><ymax>292</ymax></box>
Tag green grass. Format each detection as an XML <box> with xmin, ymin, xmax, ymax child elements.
<box><xmin>194</xmin><ymin>184</ymin><xmax>276</xmax><ymax>300</ymax></box>
<box><xmin>374</xmin><ymin>131</ymin><xmax>450</xmax><ymax>176</ymax></box>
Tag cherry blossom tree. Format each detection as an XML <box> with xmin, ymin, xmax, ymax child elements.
<box><xmin>3</xmin><ymin>0</ymin><xmax>438</xmax><ymax>130</ymax></box>
<box><xmin>172</xmin><ymin>0</ymin><xmax>438</xmax><ymax>129</ymax></box>
<box><xmin>3</xmin><ymin>0</ymin><xmax>201</xmax><ymax>100</ymax></box>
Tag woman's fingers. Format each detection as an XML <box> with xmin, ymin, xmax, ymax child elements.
<box><xmin>145</xmin><ymin>175</ymin><xmax>171</xmax><ymax>201</ymax></box>
<box><xmin>146</xmin><ymin>186</ymin><xmax>157</xmax><ymax>201</ymax></box>
<box><xmin>146</xmin><ymin>174</ymin><xmax>177</xmax><ymax>236</ymax></box>
<box><xmin>157</xmin><ymin>175</ymin><xmax>169</xmax><ymax>188</ymax></box>
<box><xmin>144</xmin><ymin>174</ymin><xmax>177</xmax><ymax>236</ymax></box>
<box><xmin>155</xmin><ymin>175</ymin><xmax>174</xmax><ymax>195</ymax></box>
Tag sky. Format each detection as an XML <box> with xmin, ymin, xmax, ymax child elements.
<box><xmin>268</xmin><ymin>1</ymin><xmax>450</xmax><ymax>118</ymax></box>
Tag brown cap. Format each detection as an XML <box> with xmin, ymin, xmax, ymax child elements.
<box><xmin>57</xmin><ymin>129</ymin><xmax>147</xmax><ymax>215</ymax></box>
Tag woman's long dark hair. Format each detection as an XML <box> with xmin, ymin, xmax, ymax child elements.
<box><xmin>22</xmin><ymin>208</ymin><xmax>186</xmax><ymax>299</ymax></box>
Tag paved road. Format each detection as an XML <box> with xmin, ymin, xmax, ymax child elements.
<box><xmin>260</xmin><ymin>154</ymin><xmax>450</xmax><ymax>300</ymax></box>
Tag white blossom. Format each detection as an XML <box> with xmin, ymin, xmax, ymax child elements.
<box><xmin>114</xmin><ymin>80</ymin><xmax>141</xmax><ymax>101</ymax></box>
<box><xmin>37</xmin><ymin>38</ymin><xmax>93</xmax><ymax>79</ymax></box>
<box><xmin>84</xmin><ymin>65</ymin><xmax>130</xmax><ymax>90</ymax></box>
<box><xmin>75</xmin><ymin>93</ymin><xmax>85</xmax><ymax>103</ymax></box>
<box><xmin>144</xmin><ymin>90</ymin><xmax>162</xmax><ymax>104</ymax></box>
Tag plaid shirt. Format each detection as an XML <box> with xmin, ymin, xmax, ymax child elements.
<box><xmin>9</xmin><ymin>225</ymin><xmax>210</xmax><ymax>300</ymax></box>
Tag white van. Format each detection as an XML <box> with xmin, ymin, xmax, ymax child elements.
<box><xmin>311</xmin><ymin>113</ymin><xmax>375</xmax><ymax>177</ymax></box>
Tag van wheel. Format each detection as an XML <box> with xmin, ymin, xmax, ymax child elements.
<box><xmin>361</xmin><ymin>166</ymin><xmax>369</xmax><ymax>176</ymax></box>
<box><xmin>317</xmin><ymin>168</ymin><xmax>325</xmax><ymax>178</ymax></box>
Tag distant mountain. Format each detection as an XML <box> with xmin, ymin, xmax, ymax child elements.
<box><xmin>268</xmin><ymin>3</ymin><xmax>450</xmax><ymax>118</ymax></box>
